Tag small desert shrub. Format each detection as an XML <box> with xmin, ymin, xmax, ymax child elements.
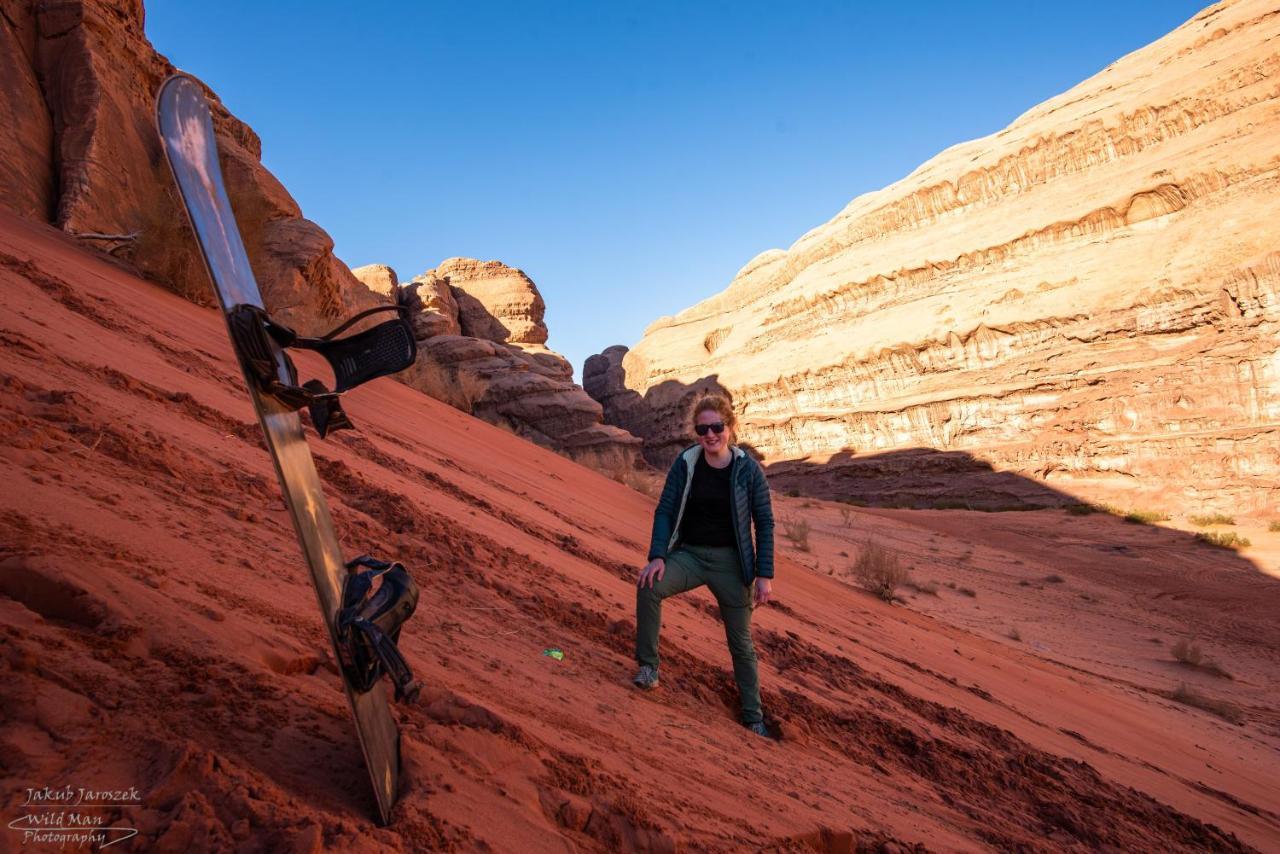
<box><xmin>1124</xmin><ymin>509</ymin><xmax>1169</xmax><ymax>524</ymax></box>
<box><xmin>1190</xmin><ymin>513</ymin><xmax>1235</xmax><ymax>527</ymax></box>
<box><xmin>1044</xmin><ymin>574</ymin><xmax>1065</xmax><ymax>584</ymax></box>
<box><xmin>957</xmin><ymin>587</ymin><xmax>977</xmax><ymax>598</ymax></box>
<box><xmin>904</xmin><ymin>579</ymin><xmax>939</xmax><ymax>597</ymax></box>
<box><xmin>781</xmin><ymin>516</ymin><xmax>811</xmax><ymax>552</ymax></box>
<box><xmin>1269</xmin><ymin>521</ymin><xmax>1280</xmax><ymax>533</ymax></box>
<box><xmin>1170</xmin><ymin>683</ymin><xmax>1244</xmax><ymax>725</ymax></box>
<box><xmin>1171</xmin><ymin>638</ymin><xmax>1233</xmax><ymax>679</ymax></box>
<box><xmin>1171</xmin><ymin>637</ymin><xmax>1203</xmax><ymax>666</ymax></box>
<box><xmin>1195</xmin><ymin>531</ymin><xmax>1250</xmax><ymax>550</ymax></box>
<box><xmin>853</xmin><ymin>540</ymin><xmax>909</xmax><ymax>602</ymax></box>
<box><xmin>613</xmin><ymin>467</ymin><xmax>660</xmax><ymax>497</ymax></box>
<box><xmin>457</xmin><ymin>370</ymin><xmax>492</xmax><ymax>409</ymax></box>
<box><xmin>1066</xmin><ymin>503</ymin><xmax>1097</xmax><ymax>515</ymax></box>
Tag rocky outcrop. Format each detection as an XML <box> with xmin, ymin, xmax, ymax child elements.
<box><xmin>583</xmin><ymin>345</ymin><xmax>736</xmax><ymax>466</ymax></box>
<box><xmin>0</xmin><ymin>1</ymin><xmax>54</xmax><ymax>221</ymax></box>
<box><xmin>2</xmin><ymin>0</ymin><xmax>376</xmax><ymax>331</ymax></box>
<box><xmin>386</xmin><ymin>260</ymin><xmax>643</xmax><ymax>473</ymax></box>
<box><xmin>351</xmin><ymin>263</ymin><xmax>399</xmax><ymax>298</ymax></box>
<box><xmin>591</xmin><ymin>0</ymin><xmax>1280</xmax><ymax>511</ymax></box>
<box><xmin>436</xmin><ymin>258</ymin><xmax>549</xmax><ymax>347</ymax></box>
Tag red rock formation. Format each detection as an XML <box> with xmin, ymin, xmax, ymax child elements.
<box><xmin>350</xmin><ymin>263</ymin><xmax>399</xmax><ymax>299</ymax></box>
<box><xmin>592</xmin><ymin>0</ymin><xmax>1280</xmax><ymax>510</ymax></box>
<box><xmin>0</xmin><ymin>1</ymin><xmax>54</xmax><ymax>220</ymax></box>
<box><xmin>2</xmin><ymin>0</ymin><xmax>376</xmax><ymax>330</ymax></box>
<box><xmin>371</xmin><ymin>259</ymin><xmax>644</xmax><ymax>473</ymax></box>
<box><xmin>2</xmin><ymin>1</ymin><xmax>634</xmax><ymax>470</ymax></box>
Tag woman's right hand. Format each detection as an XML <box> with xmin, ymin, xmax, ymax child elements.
<box><xmin>637</xmin><ymin>558</ymin><xmax>665</xmax><ymax>588</ymax></box>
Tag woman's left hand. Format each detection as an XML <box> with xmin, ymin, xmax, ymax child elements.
<box><xmin>753</xmin><ymin>577</ymin><xmax>772</xmax><ymax>606</ymax></box>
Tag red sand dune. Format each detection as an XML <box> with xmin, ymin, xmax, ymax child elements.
<box><xmin>1</xmin><ymin>209</ymin><xmax>1277</xmax><ymax>851</ymax></box>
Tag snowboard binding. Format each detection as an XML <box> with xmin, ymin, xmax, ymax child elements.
<box><xmin>336</xmin><ymin>555</ymin><xmax>422</xmax><ymax>703</ymax></box>
<box><xmin>228</xmin><ymin>301</ymin><xmax>417</xmax><ymax>438</ymax></box>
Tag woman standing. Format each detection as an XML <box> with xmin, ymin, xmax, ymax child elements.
<box><xmin>634</xmin><ymin>395</ymin><xmax>775</xmax><ymax>737</ymax></box>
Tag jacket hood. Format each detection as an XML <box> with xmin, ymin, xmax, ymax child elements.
<box><xmin>680</xmin><ymin>444</ymin><xmax>746</xmax><ymax>466</ymax></box>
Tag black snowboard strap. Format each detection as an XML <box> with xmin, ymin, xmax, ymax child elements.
<box><xmin>227</xmin><ymin>304</ymin><xmax>417</xmax><ymax>438</ymax></box>
<box><xmin>337</xmin><ymin>555</ymin><xmax>421</xmax><ymax>703</ymax></box>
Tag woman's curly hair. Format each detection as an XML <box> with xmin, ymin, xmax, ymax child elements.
<box><xmin>688</xmin><ymin>394</ymin><xmax>736</xmax><ymax>433</ymax></box>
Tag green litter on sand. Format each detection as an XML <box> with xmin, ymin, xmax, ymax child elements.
<box><xmin>542</xmin><ymin>648</ymin><xmax>565</xmax><ymax>661</ymax></box>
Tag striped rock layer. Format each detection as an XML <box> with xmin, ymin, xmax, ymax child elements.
<box><xmin>592</xmin><ymin>0</ymin><xmax>1280</xmax><ymax>511</ymax></box>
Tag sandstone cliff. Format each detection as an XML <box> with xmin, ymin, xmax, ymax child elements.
<box><xmin>590</xmin><ymin>0</ymin><xmax>1280</xmax><ymax>511</ymax></box>
<box><xmin>357</xmin><ymin>259</ymin><xmax>643</xmax><ymax>473</ymax></box>
<box><xmin>0</xmin><ymin>0</ymin><xmax>377</xmax><ymax>331</ymax></box>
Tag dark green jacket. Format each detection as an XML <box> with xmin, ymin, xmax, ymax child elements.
<box><xmin>647</xmin><ymin>444</ymin><xmax>775</xmax><ymax>584</ymax></box>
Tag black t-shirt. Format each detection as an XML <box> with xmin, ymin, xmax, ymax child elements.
<box><xmin>679</xmin><ymin>453</ymin><xmax>736</xmax><ymax>548</ymax></box>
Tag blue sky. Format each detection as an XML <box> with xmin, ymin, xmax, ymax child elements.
<box><xmin>147</xmin><ymin>1</ymin><xmax>1209</xmax><ymax>380</ymax></box>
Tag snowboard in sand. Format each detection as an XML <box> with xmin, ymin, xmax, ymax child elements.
<box><xmin>156</xmin><ymin>73</ymin><xmax>401</xmax><ymax>825</ymax></box>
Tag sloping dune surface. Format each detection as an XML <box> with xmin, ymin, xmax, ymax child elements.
<box><xmin>1</xmin><ymin>211</ymin><xmax>1277</xmax><ymax>850</ymax></box>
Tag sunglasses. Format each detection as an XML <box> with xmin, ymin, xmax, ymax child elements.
<box><xmin>694</xmin><ymin>422</ymin><xmax>726</xmax><ymax>436</ymax></box>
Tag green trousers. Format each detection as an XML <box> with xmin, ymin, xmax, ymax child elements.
<box><xmin>635</xmin><ymin>544</ymin><xmax>762</xmax><ymax>724</ymax></box>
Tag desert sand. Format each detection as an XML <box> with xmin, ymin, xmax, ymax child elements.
<box><xmin>1</xmin><ymin>210</ymin><xmax>1277</xmax><ymax>850</ymax></box>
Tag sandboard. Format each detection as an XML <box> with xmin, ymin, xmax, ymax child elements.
<box><xmin>156</xmin><ymin>73</ymin><xmax>400</xmax><ymax>826</ymax></box>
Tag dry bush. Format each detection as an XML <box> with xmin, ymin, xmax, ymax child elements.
<box><xmin>1269</xmin><ymin>521</ymin><xmax>1280</xmax><ymax>533</ymax></box>
<box><xmin>613</xmin><ymin>467</ymin><xmax>660</xmax><ymax>498</ymax></box>
<box><xmin>456</xmin><ymin>370</ymin><xmax>491</xmax><ymax>410</ymax></box>
<box><xmin>958</xmin><ymin>586</ymin><xmax>977</xmax><ymax>598</ymax></box>
<box><xmin>1124</xmin><ymin>509</ymin><xmax>1169</xmax><ymax>524</ymax></box>
<box><xmin>781</xmin><ymin>516</ymin><xmax>811</xmax><ymax>552</ymax></box>
<box><xmin>1170</xmin><ymin>683</ymin><xmax>1244</xmax><ymax>725</ymax></box>
<box><xmin>1195</xmin><ymin>531</ymin><xmax>1250</xmax><ymax>550</ymax></box>
<box><xmin>853</xmin><ymin>540</ymin><xmax>908</xmax><ymax>602</ymax></box>
<box><xmin>1190</xmin><ymin>513</ymin><xmax>1236</xmax><ymax>527</ymax></box>
<box><xmin>1171</xmin><ymin>637</ymin><xmax>1203</xmax><ymax>666</ymax></box>
<box><xmin>1171</xmin><ymin>637</ymin><xmax>1233</xmax><ymax>680</ymax></box>
<box><xmin>904</xmin><ymin>579</ymin><xmax>939</xmax><ymax>596</ymax></box>
<box><xmin>1066</xmin><ymin>503</ymin><xmax>1097</xmax><ymax>515</ymax></box>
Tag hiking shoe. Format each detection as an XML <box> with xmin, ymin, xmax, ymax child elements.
<box><xmin>632</xmin><ymin>665</ymin><xmax>659</xmax><ymax>690</ymax></box>
<box><xmin>745</xmin><ymin>720</ymin><xmax>772</xmax><ymax>739</ymax></box>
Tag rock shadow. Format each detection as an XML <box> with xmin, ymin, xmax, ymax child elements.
<box><xmin>768</xmin><ymin>445</ymin><xmax>1280</xmax><ymax>596</ymax></box>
